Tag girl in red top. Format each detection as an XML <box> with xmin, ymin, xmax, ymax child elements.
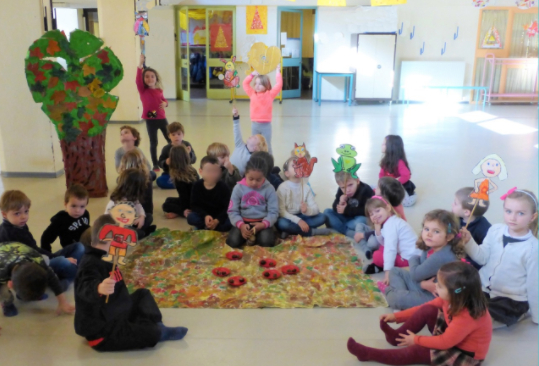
<box><xmin>348</xmin><ymin>261</ymin><xmax>492</xmax><ymax>365</ymax></box>
<box><xmin>136</xmin><ymin>54</ymin><xmax>171</xmax><ymax>171</ymax></box>
<box><xmin>379</xmin><ymin>135</ymin><xmax>417</xmax><ymax>207</ymax></box>
<box><xmin>242</xmin><ymin>65</ymin><xmax>283</xmax><ymax>155</ymax></box>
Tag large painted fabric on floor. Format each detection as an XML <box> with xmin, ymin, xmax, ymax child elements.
<box><xmin>123</xmin><ymin>229</ymin><xmax>388</xmax><ymax>309</ymax></box>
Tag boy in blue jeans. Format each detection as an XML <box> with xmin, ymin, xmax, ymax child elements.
<box><xmin>0</xmin><ymin>190</ymin><xmax>83</xmax><ymax>289</ymax></box>
<box><xmin>324</xmin><ymin>171</ymin><xmax>374</xmax><ymax>239</ymax></box>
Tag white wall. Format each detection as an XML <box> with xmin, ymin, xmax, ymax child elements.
<box><xmin>55</xmin><ymin>8</ymin><xmax>79</xmax><ymax>38</ymax></box>
<box><xmin>145</xmin><ymin>6</ymin><xmax>177</xmax><ymax>99</ymax></box>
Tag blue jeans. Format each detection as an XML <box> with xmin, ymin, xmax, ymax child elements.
<box><xmin>276</xmin><ymin>213</ymin><xmax>326</xmax><ymax>236</ymax></box>
<box><xmin>187</xmin><ymin>212</ymin><xmax>232</xmax><ymax>232</ymax></box>
<box><xmin>323</xmin><ymin>208</ymin><xmax>367</xmax><ymax>238</ymax></box>
<box><xmin>49</xmin><ymin>242</ymin><xmax>85</xmax><ymax>283</ymax></box>
<box><xmin>156</xmin><ymin>173</ymin><xmax>174</xmax><ymax>189</ymax></box>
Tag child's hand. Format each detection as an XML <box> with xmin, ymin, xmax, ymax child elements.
<box><xmin>98</xmin><ymin>278</ymin><xmax>116</xmax><ymax>296</ymax></box>
<box><xmin>383</xmin><ymin>271</ymin><xmax>390</xmax><ymax>285</ymax></box>
<box><xmin>133</xmin><ymin>216</ymin><xmax>144</xmax><ymax>229</ymax></box>
<box><xmin>354</xmin><ymin>232</ymin><xmax>364</xmax><ymax>243</ymax></box>
<box><xmin>166</xmin><ymin>158</ymin><xmax>170</xmax><ymax>165</ymax></box>
<box><xmin>205</xmin><ymin>215</ymin><xmax>213</xmax><ymax>228</ymax></box>
<box><xmin>159</xmin><ymin>101</ymin><xmax>167</xmax><ymax>110</ymax></box>
<box><xmin>251</xmin><ymin>70</ymin><xmax>259</xmax><ymax>76</ymax></box>
<box><xmin>240</xmin><ymin>223</ymin><xmax>252</xmax><ymax>239</ymax></box>
<box><xmin>186</xmin><ymin>145</ymin><xmax>192</xmax><ymax>153</ymax></box>
<box><xmin>66</xmin><ymin>257</ymin><xmax>77</xmax><ymax>265</ymax></box>
<box><xmin>374</xmin><ymin>223</ymin><xmax>382</xmax><ymax>234</ymax></box>
<box><xmin>336</xmin><ymin>203</ymin><xmax>346</xmax><ymax>214</ymax></box>
<box><xmin>253</xmin><ymin>222</ymin><xmax>265</xmax><ymax>233</ymax></box>
<box><xmin>209</xmin><ymin>219</ymin><xmax>219</xmax><ymax>230</ymax></box>
<box><xmin>232</xmin><ymin>107</ymin><xmax>239</xmax><ymax>117</ymax></box>
<box><xmin>139</xmin><ymin>54</ymin><xmax>145</xmax><ymax>68</ymax></box>
<box><xmin>300</xmin><ymin>202</ymin><xmax>308</xmax><ymax>214</ymax></box>
<box><xmin>183</xmin><ymin>209</ymin><xmax>192</xmax><ymax>218</ymax></box>
<box><xmin>396</xmin><ymin>330</ymin><xmax>416</xmax><ymax>347</ymax></box>
<box><xmin>379</xmin><ymin>313</ymin><xmax>396</xmax><ymax>323</ymax></box>
<box><xmin>420</xmin><ymin>278</ymin><xmax>438</xmax><ymax>297</ymax></box>
<box><xmin>298</xmin><ymin>220</ymin><xmax>310</xmax><ymax>233</ymax></box>
<box><xmin>459</xmin><ymin>228</ymin><xmax>471</xmax><ymax>244</ymax></box>
<box><xmin>223</xmin><ymin>156</ymin><xmax>234</xmax><ymax>173</ymax></box>
<box><xmin>276</xmin><ymin>64</ymin><xmax>281</xmax><ymax>73</ymax></box>
<box><xmin>339</xmin><ymin>195</ymin><xmax>348</xmax><ymax>204</ymax></box>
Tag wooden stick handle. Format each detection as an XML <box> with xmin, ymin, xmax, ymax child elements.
<box><xmin>464</xmin><ymin>199</ymin><xmax>480</xmax><ymax>231</ymax></box>
<box><xmin>105</xmin><ymin>252</ymin><xmax>119</xmax><ymax>304</ymax></box>
<box><xmin>301</xmin><ymin>178</ymin><xmax>304</xmax><ymax>203</ymax></box>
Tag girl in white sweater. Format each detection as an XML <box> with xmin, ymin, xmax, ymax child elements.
<box><xmin>276</xmin><ymin>157</ymin><xmax>332</xmax><ymax>238</ymax></box>
<box><xmin>364</xmin><ymin>196</ymin><xmax>421</xmax><ymax>289</ymax></box>
<box><xmin>462</xmin><ymin>188</ymin><xmax>538</xmax><ymax>326</ymax></box>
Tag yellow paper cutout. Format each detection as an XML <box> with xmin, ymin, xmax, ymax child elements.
<box><xmin>214</xmin><ymin>26</ymin><xmax>229</xmax><ymax>49</ymax></box>
<box><xmin>317</xmin><ymin>0</ymin><xmax>346</xmax><ymax>5</ymax></box>
<box><xmin>482</xmin><ymin>26</ymin><xmax>502</xmax><ymax>49</ymax></box>
<box><xmin>247</xmin><ymin>42</ymin><xmax>281</xmax><ymax>75</ymax></box>
<box><xmin>371</xmin><ymin>0</ymin><xmax>406</xmax><ymax>5</ymax></box>
<box><xmin>246</xmin><ymin>6</ymin><xmax>268</xmax><ymax>35</ymax></box>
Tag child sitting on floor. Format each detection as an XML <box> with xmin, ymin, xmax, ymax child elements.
<box><xmin>0</xmin><ymin>190</ymin><xmax>83</xmax><ymax>289</ymax></box>
<box><xmin>0</xmin><ymin>242</ymin><xmax>75</xmax><ymax>317</ymax></box>
<box><xmin>385</xmin><ymin>210</ymin><xmax>463</xmax><ymax>310</ymax></box>
<box><xmin>206</xmin><ymin>142</ymin><xmax>241</xmax><ymax>192</ymax></box>
<box><xmin>157</xmin><ymin>122</ymin><xmax>196</xmax><ymax>189</ymax></box>
<box><xmin>276</xmin><ymin>156</ymin><xmax>331</xmax><ymax>238</ymax></box>
<box><xmin>187</xmin><ymin>156</ymin><xmax>232</xmax><ymax>232</ymax></box>
<box><xmin>41</xmin><ymin>184</ymin><xmax>90</xmax><ymax>254</ymax></box>
<box><xmin>163</xmin><ymin>145</ymin><xmax>199</xmax><ymax>219</ymax></box>
<box><xmin>363</xmin><ymin>196</ymin><xmax>421</xmax><ymax>281</ymax></box>
<box><xmin>119</xmin><ymin>150</ymin><xmax>154</xmax><ymax>215</ymax></box>
<box><xmin>379</xmin><ymin>135</ymin><xmax>417</xmax><ymax>207</ymax></box>
<box><xmin>462</xmin><ymin>187</ymin><xmax>538</xmax><ymax>327</ymax></box>
<box><xmin>114</xmin><ymin>125</ymin><xmax>152</xmax><ymax>174</ymax></box>
<box><xmin>229</xmin><ymin>107</ymin><xmax>268</xmax><ymax>177</ymax></box>
<box><xmin>251</xmin><ymin>151</ymin><xmax>283</xmax><ymax>191</ymax></box>
<box><xmin>227</xmin><ymin>156</ymin><xmax>278</xmax><ymax>248</ymax></box>
<box><xmin>348</xmin><ymin>261</ymin><xmax>492</xmax><ymax>365</ymax></box>
<box><xmin>324</xmin><ymin>171</ymin><xmax>374</xmax><ymax>239</ymax></box>
<box><xmin>74</xmin><ymin>215</ymin><xmax>188</xmax><ymax>351</ymax></box>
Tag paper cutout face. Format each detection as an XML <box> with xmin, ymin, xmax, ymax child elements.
<box><xmin>109</xmin><ymin>202</ymin><xmax>137</xmax><ymax>227</ymax></box>
<box><xmin>228</xmin><ymin>276</ymin><xmax>247</xmax><ymax>287</ymax></box>
<box><xmin>259</xmin><ymin>258</ymin><xmax>277</xmax><ymax>268</ymax></box>
<box><xmin>247</xmin><ymin>42</ymin><xmax>281</xmax><ymax>75</ymax></box>
<box><xmin>226</xmin><ymin>251</ymin><xmax>243</xmax><ymax>260</ymax></box>
<box><xmin>281</xmin><ymin>265</ymin><xmax>300</xmax><ymax>275</ymax></box>
<box><xmin>331</xmin><ymin>144</ymin><xmax>361</xmax><ymax>179</ymax></box>
<box><xmin>212</xmin><ymin>267</ymin><xmax>231</xmax><ymax>277</ymax></box>
<box><xmin>99</xmin><ymin>224</ymin><xmax>138</xmax><ymax>265</ymax></box>
<box><xmin>218</xmin><ymin>56</ymin><xmax>240</xmax><ymax>88</ymax></box>
<box><xmin>293</xmin><ymin>143</ymin><xmax>318</xmax><ymax>178</ymax></box>
<box><xmin>469</xmin><ymin>154</ymin><xmax>507</xmax><ymax>206</ymax></box>
<box><xmin>262</xmin><ymin>269</ymin><xmax>282</xmax><ymax>280</ymax></box>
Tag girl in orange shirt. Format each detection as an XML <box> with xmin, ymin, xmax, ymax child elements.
<box><xmin>347</xmin><ymin>261</ymin><xmax>492</xmax><ymax>365</ymax></box>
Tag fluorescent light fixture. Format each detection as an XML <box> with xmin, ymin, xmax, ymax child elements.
<box><xmin>457</xmin><ymin>111</ymin><xmax>497</xmax><ymax>123</ymax></box>
<box><xmin>478</xmin><ymin>118</ymin><xmax>538</xmax><ymax>135</ymax></box>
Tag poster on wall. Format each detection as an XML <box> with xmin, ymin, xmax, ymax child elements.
<box><xmin>318</xmin><ymin>0</ymin><xmax>347</xmax><ymax>5</ymax></box>
<box><xmin>210</xmin><ymin>23</ymin><xmax>232</xmax><ymax>52</ymax></box>
<box><xmin>371</xmin><ymin>0</ymin><xmax>407</xmax><ymax>5</ymax></box>
<box><xmin>473</xmin><ymin>0</ymin><xmax>490</xmax><ymax>7</ymax></box>
<box><xmin>516</xmin><ymin>0</ymin><xmax>536</xmax><ymax>9</ymax></box>
<box><xmin>482</xmin><ymin>26</ymin><xmax>502</xmax><ymax>48</ymax></box>
<box><xmin>246</xmin><ymin>6</ymin><xmax>267</xmax><ymax>35</ymax></box>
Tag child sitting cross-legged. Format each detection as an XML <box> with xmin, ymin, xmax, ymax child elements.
<box><xmin>206</xmin><ymin>142</ymin><xmax>241</xmax><ymax>192</ymax></box>
<box><xmin>187</xmin><ymin>156</ymin><xmax>232</xmax><ymax>232</ymax></box>
<box><xmin>227</xmin><ymin>156</ymin><xmax>278</xmax><ymax>248</ymax></box>
<box><xmin>74</xmin><ymin>215</ymin><xmax>188</xmax><ymax>351</ymax></box>
<box><xmin>276</xmin><ymin>156</ymin><xmax>332</xmax><ymax>239</ymax></box>
<box><xmin>384</xmin><ymin>210</ymin><xmax>464</xmax><ymax>310</ymax></box>
<box><xmin>157</xmin><ymin>122</ymin><xmax>196</xmax><ymax>189</ymax></box>
<box><xmin>347</xmin><ymin>261</ymin><xmax>492</xmax><ymax>365</ymax></box>
<box><xmin>251</xmin><ymin>151</ymin><xmax>283</xmax><ymax>191</ymax></box>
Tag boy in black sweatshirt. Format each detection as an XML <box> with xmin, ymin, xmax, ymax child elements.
<box><xmin>324</xmin><ymin>171</ymin><xmax>374</xmax><ymax>239</ymax></box>
<box><xmin>41</xmin><ymin>184</ymin><xmax>90</xmax><ymax>253</ymax></box>
<box><xmin>74</xmin><ymin>215</ymin><xmax>188</xmax><ymax>351</ymax></box>
<box><xmin>187</xmin><ymin>156</ymin><xmax>232</xmax><ymax>232</ymax></box>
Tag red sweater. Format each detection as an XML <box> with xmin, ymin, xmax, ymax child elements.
<box><xmin>379</xmin><ymin>160</ymin><xmax>411</xmax><ymax>185</ymax></box>
<box><xmin>136</xmin><ymin>67</ymin><xmax>168</xmax><ymax>120</ymax></box>
<box><xmin>394</xmin><ymin>297</ymin><xmax>492</xmax><ymax>360</ymax></box>
<box><xmin>243</xmin><ymin>73</ymin><xmax>283</xmax><ymax>123</ymax></box>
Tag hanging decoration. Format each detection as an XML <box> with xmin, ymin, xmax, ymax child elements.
<box><xmin>246</xmin><ymin>6</ymin><xmax>268</xmax><ymax>35</ymax></box>
<box><xmin>482</xmin><ymin>26</ymin><xmax>502</xmax><ymax>48</ymax></box>
<box><xmin>134</xmin><ymin>11</ymin><xmax>149</xmax><ymax>55</ymax></box>
<box><xmin>516</xmin><ymin>0</ymin><xmax>535</xmax><ymax>9</ymax></box>
<box><xmin>473</xmin><ymin>0</ymin><xmax>490</xmax><ymax>7</ymax></box>
<box><xmin>371</xmin><ymin>0</ymin><xmax>407</xmax><ymax>5</ymax></box>
<box><xmin>210</xmin><ymin>23</ymin><xmax>232</xmax><ymax>52</ymax></box>
<box><xmin>524</xmin><ymin>20</ymin><xmax>538</xmax><ymax>37</ymax></box>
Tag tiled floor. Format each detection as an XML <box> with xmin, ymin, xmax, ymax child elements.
<box><xmin>0</xmin><ymin>99</ymin><xmax>537</xmax><ymax>365</ymax></box>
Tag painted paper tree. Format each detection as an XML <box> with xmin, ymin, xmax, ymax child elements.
<box><xmin>250</xmin><ymin>7</ymin><xmax>264</xmax><ymax>30</ymax></box>
<box><xmin>25</xmin><ymin>30</ymin><xmax>123</xmax><ymax>197</ymax></box>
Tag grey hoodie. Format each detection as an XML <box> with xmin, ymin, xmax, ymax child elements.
<box><xmin>230</xmin><ymin>115</ymin><xmax>252</xmax><ymax>177</ymax></box>
<box><xmin>228</xmin><ymin>178</ymin><xmax>279</xmax><ymax>229</ymax></box>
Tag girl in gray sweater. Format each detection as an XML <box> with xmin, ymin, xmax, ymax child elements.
<box><xmin>383</xmin><ymin>210</ymin><xmax>464</xmax><ymax>310</ymax></box>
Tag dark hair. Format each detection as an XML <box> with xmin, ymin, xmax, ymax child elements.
<box><xmin>438</xmin><ymin>261</ymin><xmax>488</xmax><ymax>319</ymax></box>
<box><xmin>378</xmin><ymin>177</ymin><xmax>405</xmax><ymax>207</ymax></box>
<box><xmin>169</xmin><ymin>145</ymin><xmax>198</xmax><ymax>183</ymax></box>
<box><xmin>64</xmin><ymin>184</ymin><xmax>89</xmax><ymax>204</ymax></box>
<box><xmin>380</xmin><ymin>135</ymin><xmax>411</xmax><ymax>176</ymax></box>
<box><xmin>200</xmin><ymin>155</ymin><xmax>219</xmax><ymax>169</ymax></box>
<box><xmin>245</xmin><ymin>155</ymin><xmax>268</xmax><ymax>177</ymax></box>
<box><xmin>110</xmin><ymin>169</ymin><xmax>146</xmax><ymax>203</ymax></box>
<box><xmin>80</xmin><ymin>227</ymin><xmax>92</xmax><ymax>247</ymax></box>
<box><xmin>12</xmin><ymin>262</ymin><xmax>47</xmax><ymax>301</ymax></box>
<box><xmin>417</xmin><ymin>209</ymin><xmax>464</xmax><ymax>258</ymax></box>
<box><xmin>250</xmin><ymin>151</ymin><xmax>273</xmax><ymax>178</ymax></box>
<box><xmin>167</xmin><ymin>122</ymin><xmax>185</xmax><ymax>135</ymax></box>
<box><xmin>91</xmin><ymin>214</ymin><xmax>116</xmax><ymax>246</ymax></box>
<box><xmin>120</xmin><ymin>125</ymin><xmax>141</xmax><ymax>147</ymax></box>
<box><xmin>456</xmin><ymin>187</ymin><xmax>489</xmax><ymax>217</ymax></box>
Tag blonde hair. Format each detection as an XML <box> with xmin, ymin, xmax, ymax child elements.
<box><xmin>0</xmin><ymin>190</ymin><xmax>31</xmax><ymax>212</ymax></box>
<box><xmin>207</xmin><ymin>142</ymin><xmax>230</xmax><ymax>158</ymax></box>
<box><xmin>254</xmin><ymin>134</ymin><xmax>268</xmax><ymax>152</ymax></box>
<box><xmin>255</xmin><ymin>75</ymin><xmax>272</xmax><ymax>91</ymax></box>
<box><xmin>335</xmin><ymin>171</ymin><xmax>356</xmax><ymax>184</ymax></box>
<box><xmin>142</xmin><ymin>67</ymin><xmax>164</xmax><ymax>90</ymax></box>
<box><xmin>169</xmin><ymin>145</ymin><xmax>198</xmax><ymax>183</ymax></box>
<box><xmin>119</xmin><ymin>150</ymin><xmax>150</xmax><ymax>182</ymax></box>
<box><xmin>504</xmin><ymin>189</ymin><xmax>538</xmax><ymax>237</ymax></box>
<box><xmin>472</xmin><ymin>154</ymin><xmax>508</xmax><ymax>180</ymax></box>
<box><xmin>416</xmin><ymin>209</ymin><xmax>465</xmax><ymax>258</ymax></box>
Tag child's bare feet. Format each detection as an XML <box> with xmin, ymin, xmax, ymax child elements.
<box><xmin>165</xmin><ymin>212</ymin><xmax>179</xmax><ymax>219</ymax></box>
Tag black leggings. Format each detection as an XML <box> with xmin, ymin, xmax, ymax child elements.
<box><xmin>145</xmin><ymin>119</ymin><xmax>171</xmax><ymax>167</ymax></box>
<box><xmin>226</xmin><ymin>226</ymin><xmax>276</xmax><ymax>248</ymax></box>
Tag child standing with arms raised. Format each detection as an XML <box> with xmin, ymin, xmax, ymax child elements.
<box><xmin>242</xmin><ymin>65</ymin><xmax>282</xmax><ymax>155</ymax></box>
<box><xmin>136</xmin><ymin>54</ymin><xmax>170</xmax><ymax>171</ymax></box>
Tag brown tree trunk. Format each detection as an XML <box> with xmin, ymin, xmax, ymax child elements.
<box><xmin>60</xmin><ymin>132</ymin><xmax>108</xmax><ymax>198</ymax></box>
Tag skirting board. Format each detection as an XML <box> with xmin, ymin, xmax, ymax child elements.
<box><xmin>1</xmin><ymin>169</ymin><xmax>65</xmax><ymax>178</ymax></box>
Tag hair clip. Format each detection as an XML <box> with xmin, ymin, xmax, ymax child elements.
<box><xmin>447</xmin><ymin>223</ymin><xmax>452</xmax><ymax>233</ymax></box>
<box><xmin>454</xmin><ymin>286</ymin><xmax>466</xmax><ymax>294</ymax></box>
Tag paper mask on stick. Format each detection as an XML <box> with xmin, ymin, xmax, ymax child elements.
<box><xmin>469</xmin><ymin>154</ymin><xmax>507</xmax><ymax>208</ymax></box>
<box><xmin>218</xmin><ymin>56</ymin><xmax>240</xmax><ymax>88</ymax></box>
<box><xmin>331</xmin><ymin>144</ymin><xmax>361</xmax><ymax>179</ymax></box>
<box><xmin>293</xmin><ymin>143</ymin><xmax>318</xmax><ymax>178</ymax></box>
<box><xmin>247</xmin><ymin>42</ymin><xmax>281</xmax><ymax>75</ymax></box>
<box><xmin>134</xmin><ymin>12</ymin><xmax>149</xmax><ymax>55</ymax></box>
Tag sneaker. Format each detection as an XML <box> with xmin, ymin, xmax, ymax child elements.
<box><xmin>145</xmin><ymin>225</ymin><xmax>157</xmax><ymax>235</ymax></box>
<box><xmin>2</xmin><ymin>303</ymin><xmax>18</xmax><ymax>317</ymax></box>
<box><xmin>152</xmin><ymin>166</ymin><xmax>160</xmax><ymax>172</ymax></box>
<box><xmin>364</xmin><ymin>263</ymin><xmax>377</xmax><ymax>274</ymax></box>
<box><xmin>376</xmin><ymin>281</ymin><xmax>388</xmax><ymax>294</ymax></box>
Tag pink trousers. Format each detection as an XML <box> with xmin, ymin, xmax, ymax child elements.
<box><xmin>372</xmin><ymin>246</ymin><xmax>409</xmax><ymax>269</ymax></box>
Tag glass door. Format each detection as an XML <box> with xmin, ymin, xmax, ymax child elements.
<box><xmin>279</xmin><ymin>9</ymin><xmax>303</xmax><ymax>99</ymax></box>
<box><xmin>178</xmin><ymin>6</ymin><xmax>190</xmax><ymax>101</ymax></box>
<box><xmin>206</xmin><ymin>7</ymin><xmax>236</xmax><ymax>99</ymax></box>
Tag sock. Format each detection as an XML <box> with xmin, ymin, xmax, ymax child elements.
<box><xmin>311</xmin><ymin>228</ymin><xmax>333</xmax><ymax>236</ymax></box>
<box><xmin>158</xmin><ymin>322</ymin><xmax>188</xmax><ymax>341</ymax></box>
<box><xmin>380</xmin><ymin>319</ymin><xmax>400</xmax><ymax>346</ymax></box>
<box><xmin>347</xmin><ymin>337</ymin><xmax>431</xmax><ymax>365</ymax></box>
<box><xmin>347</xmin><ymin>337</ymin><xmax>370</xmax><ymax>362</ymax></box>
<box><xmin>2</xmin><ymin>303</ymin><xmax>18</xmax><ymax>317</ymax></box>
<box><xmin>380</xmin><ymin>305</ymin><xmax>439</xmax><ymax>347</ymax></box>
